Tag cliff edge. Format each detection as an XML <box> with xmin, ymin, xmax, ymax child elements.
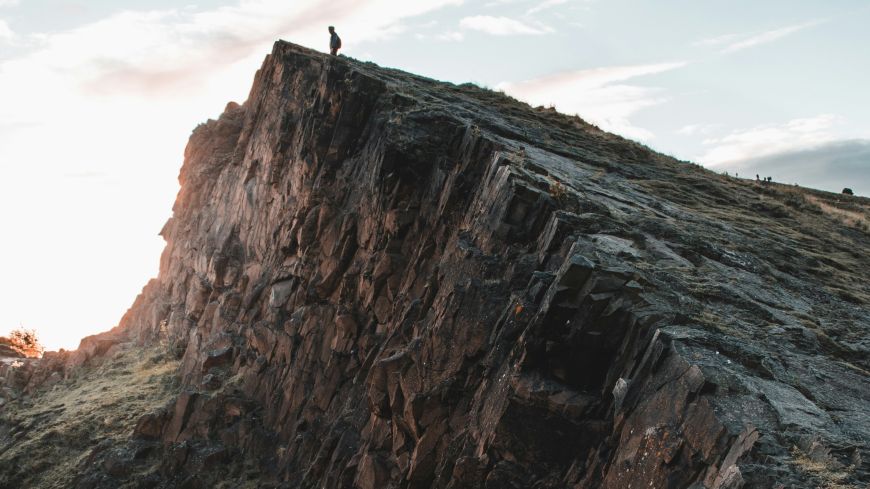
<box><xmin>1</xmin><ymin>41</ymin><xmax>868</xmax><ymax>489</ymax></box>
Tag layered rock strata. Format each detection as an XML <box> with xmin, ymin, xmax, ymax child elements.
<box><xmin>4</xmin><ymin>42</ymin><xmax>869</xmax><ymax>489</ymax></box>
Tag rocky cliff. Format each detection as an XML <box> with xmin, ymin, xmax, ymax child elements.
<box><xmin>2</xmin><ymin>42</ymin><xmax>868</xmax><ymax>489</ymax></box>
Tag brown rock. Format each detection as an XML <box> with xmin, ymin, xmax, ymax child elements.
<box><xmin>11</xmin><ymin>40</ymin><xmax>866</xmax><ymax>489</ymax></box>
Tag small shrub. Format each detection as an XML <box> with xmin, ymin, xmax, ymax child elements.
<box><xmin>549</xmin><ymin>180</ymin><xmax>567</xmax><ymax>204</ymax></box>
<box><xmin>4</xmin><ymin>328</ymin><xmax>45</xmax><ymax>358</ymax></box>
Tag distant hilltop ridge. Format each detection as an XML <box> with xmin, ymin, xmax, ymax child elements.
<box><xmin>1</xmin><ymin>41</ymin><xmax>867</xmax><ymax>489</ymax></box>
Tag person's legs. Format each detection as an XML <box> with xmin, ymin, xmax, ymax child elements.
<box><xmin>330</xmin><ymin>48</ymin><xmax>337</xmax><ymax>55</ymax></box>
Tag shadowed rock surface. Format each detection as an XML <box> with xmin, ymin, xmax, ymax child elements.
<box><xmin>1</xmin><ymin>42</ymin><xmax>868</xmax><ymax>489</ymax></box>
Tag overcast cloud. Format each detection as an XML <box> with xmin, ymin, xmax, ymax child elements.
<box><xmin>722</xmin><ymin>139</ymin><xmax>870</xmax><ymax>195</ymax></box>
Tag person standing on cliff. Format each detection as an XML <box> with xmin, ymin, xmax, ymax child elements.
<box><xmin>328</xmin><ymin>26</ymin><xmax>342</xmax><ymax>56</ymax></box>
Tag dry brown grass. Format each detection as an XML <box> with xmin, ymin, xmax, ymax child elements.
<box><xmin>0</xmin><ymin>344</ymin><xmax>179</xmax><ymax>488</ymax></box>
<box><xmin>790</xmin><ymin>447</ymin><xmax>860</xmax><ymax>489</ymax></box>
<box><xmin>805</xmin><ymin>195</ymin><xmax>870</xmax><ymax>229</ymax></box>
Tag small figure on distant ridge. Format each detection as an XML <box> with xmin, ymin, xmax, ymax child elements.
<box><xmin>328</xmin><ymin>26</ymin><xmax>342</xmax><ymax>56</ymax></box>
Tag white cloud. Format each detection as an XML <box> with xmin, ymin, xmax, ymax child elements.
<box><xmin>527</xmin><ymin>0</ymin><xmax>570</xmax><ymax>15</ymax></box>
<box><xmin>0</xmin><ymin>19</ymin><xmax>14</xmax><ymax>41</ymax></box>
<box><xmin>699</xmin><ymin>114</ymin><xmax>841</xmax><ymax>165</ymax></box>
<box><xmin>414</xmin><ymin>28</ymin><xmax>464</xmax><ymax>42</ymax></box>
<box><xmin>436</xmin><ymin>30</ymin><xmax>464</xmax><ymax>41</ymax></box>
<box><xmin>497</xmin><ymin>62</ymin><xmax>687</xmax><ymax>140</ymax></box>
<box><xmin>0</xmin><ymin>0</ymin><xmax>19</xmax><ymax>6</ymax></box>
<box><xmin>484</xmin><ymin>0</ymin><xmax>523</xmax><ymax>6</ymax></box>
<box><xmin>694</xmin><ymin>32</ymin><xmax>744</xmax><ymax>47</ymax></box>
<box><xmin>720</xmin><ymin>20</ymin><xmax>824</xmax><ymax>54</ymax></box>
<box><xmin>459</xmin><ymin>15</ymin><xmax>551</xmax><ymax>35</ymax></box>
<box><xmin>1</xmin><ymin>0</ymin><xmax>464</xmax><ymax>98</ymax></box>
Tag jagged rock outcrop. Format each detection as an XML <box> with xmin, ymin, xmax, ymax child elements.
<box><xmin>3</xmin><ymin>42</ymin><xmax>868</xmax><ymax>489</ymax></box>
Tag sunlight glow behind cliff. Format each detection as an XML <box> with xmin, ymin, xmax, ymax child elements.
<box><xmin>0</xmin><ymin>0</ymin><xmax>462</xmax><ymax>350</ymax></box>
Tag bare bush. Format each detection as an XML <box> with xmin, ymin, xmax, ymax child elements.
<box><xmin>3</xmin><ymin>328</ymin><xmax>45</xmax><ymax>358</ymax></box>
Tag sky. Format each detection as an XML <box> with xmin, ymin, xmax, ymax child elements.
<box><xmin>1</xmin><ymin>0</ymin><xmax>868</xmax><ymax>350</ymax></box>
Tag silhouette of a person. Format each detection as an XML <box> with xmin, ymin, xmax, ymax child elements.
<box><xmin>328</xmin><ymin>26</ymin><xmax>341</xmax><ymax>56</ymax></box>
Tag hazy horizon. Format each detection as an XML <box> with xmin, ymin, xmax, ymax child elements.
<box><xmin>1</xmin><ymin>0</ymin><xmax>868</xmax><ymax>350</ymax></box>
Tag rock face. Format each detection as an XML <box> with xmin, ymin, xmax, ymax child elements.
<box><xmin>4</xmin><ymin>42</ymin><xmax>869</xmax><ymax>488</ymax></box>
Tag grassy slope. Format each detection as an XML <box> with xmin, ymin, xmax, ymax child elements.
<box><xmin>0</xmin><ymin>344</ymin><xmax>179</xmax><ymax>489</ymax></box>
